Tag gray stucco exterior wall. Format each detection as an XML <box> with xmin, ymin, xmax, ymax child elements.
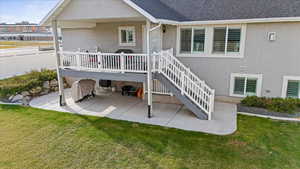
<box><xmin>57</xmin><ymin>0</ymin><xmax>142</xmax><ymax>21</ymax></box>
<box><xmin>162</xmin><ymin>22</ymin><xmax>300</xmax><ymax>98</ymax></box>
<box><xmin>62</xmin><ymin>22</ymin><xmax>144</xmax><ymax>53</ymax></box>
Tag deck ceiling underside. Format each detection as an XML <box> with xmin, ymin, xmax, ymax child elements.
<box><xmin>60</xmin><ymin>69</ymin><xmax>147</xmax><ymax>83</ymax></box>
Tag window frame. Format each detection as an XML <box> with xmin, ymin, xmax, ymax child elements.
<box><xmin>212</xmin><ymin>26</ymin><xmax>242</xmax><ymax>55</ymax></box>
<box><xmin>281</xmin><ymin>76</ymin><xmax>300</xmax><ymax>98</ymax></box>
<box><xmin>229</xmin><ymin>73</ymin><xmax>263</xmax><ymax>97</ymax></box>
<box><xmin>118</xmin><ymin>26</ymin><xmax>136</xmax><ymax>47</ymax></box>
<box><xmin>176</xmin><ymin>24</ymin><xmax>247</xmax><ymax>58</ymax></box>
<box><xmin>179</xmin><ymin>27</ymin><xmax>206</xmax><ymax>54</ymax></box>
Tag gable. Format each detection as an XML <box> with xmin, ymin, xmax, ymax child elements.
<box><xmin>57</xmin><ymin>0</ymin><xmax>143</xmax><ymax>21</ymax></box>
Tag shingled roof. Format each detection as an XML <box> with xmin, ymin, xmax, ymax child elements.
<box><xmin>40</xmin><ymin>0</ymin><xmax>300</xmax><ymax>26</ymax></box>
<box><xmin>130</xmin><ymin>0</ymin><xmax>300</xmax><ymax>21</ymax></box>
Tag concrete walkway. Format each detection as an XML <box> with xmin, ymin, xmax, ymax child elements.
<box><xmin>30</xmin><ymin>89</ymin><xmax>237</xmax><ymax>135</ymax></box>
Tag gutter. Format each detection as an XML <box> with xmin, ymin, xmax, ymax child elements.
<box><xmin>158</xmin><ymin>16</ymin><xmax>300</xmax><ymax>26</ymax></box>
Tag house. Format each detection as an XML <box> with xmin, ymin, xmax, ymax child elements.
<box><xmin>41</xmin><ymin>0</ymin><xmax>300</xmax><ymax>120</ymax></box>
<box><xmin>0</xmin><ymin>23</ymin><xmax>52</xmax><ymax>41</ymax></box>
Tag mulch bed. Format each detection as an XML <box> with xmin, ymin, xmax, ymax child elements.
<box><xmin>237</xmin><ymin>104</ymin><xmax>300</xmax><ymax>118</ymax></box>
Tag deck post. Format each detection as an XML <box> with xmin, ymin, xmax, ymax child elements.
<box><xmin>120</xmin><ymin>52</ymin><xmax>125</xmax><ymax>73</ymax></box>
<box><xmin>146</xmin><ymin>20</ymin><xmax>152</xmax><ymax>118</ymax></box>
<box><xmin>52</xmin><ymin>20</ymin><xmax>66</xmax><ymax>106</ymax></box>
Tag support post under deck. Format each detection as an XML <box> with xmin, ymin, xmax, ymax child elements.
<box><xmin>52</xmin><ymin>20</ymin><xmax>66</xmax><ymax>106</ymax></box>
<box><xmin>146</xmin><ymin>20</ymin><xmax>152</xmax><ymax>118</ymax></box>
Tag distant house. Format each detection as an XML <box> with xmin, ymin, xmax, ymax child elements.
<box><xmin>41</xmin><ymin>0</ymin><xmax>300</xmax><ymax>120</ymax></box>
<box><xmin>0</xmin><ymin>23</ymin><xmax>53</xmax><ymax>41</ymax></box>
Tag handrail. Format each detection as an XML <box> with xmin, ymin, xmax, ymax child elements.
<box><xmin>59</xmin><ymin>50</ymin><xmax>215</xmax><ymax>119</ymax></box>
<box><xmin>59</xmin><ymin>51</ymin><xmax>148</xmax><ymax>73</ymax></box>
<box><xmin>155</xmin><ymin>49</ymin><xmax>215</xmax><ymax>119</ymax></box>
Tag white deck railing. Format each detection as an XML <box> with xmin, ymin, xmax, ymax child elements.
<box><xmin>153</xmin><ymin>49</ymin><xmax>215</xmax><ymax>119</ymax></box>
<box><xmin>59</xmin><ymin>50</ymin><xmax>215</xmax><ymax>119</ymax></box>
<box><xmin>60</xmin><ymin>51</ymin><xmax>147</xmax><ymax>73</ymax></box>
<box><xmin>145</xmin><ymin>79</ymin><xmax>173</xmax><ymax>96</ymax></box>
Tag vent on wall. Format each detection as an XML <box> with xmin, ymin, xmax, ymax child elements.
<box><xmin>267</xmin><ymin>32</ymin><xmax>276</xmax><ymax>41</ymax></box>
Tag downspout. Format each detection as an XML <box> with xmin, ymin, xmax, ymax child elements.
<box><xmin>146</xmin><ymin>21</ymin><xmax>162</xmax><ymax>118</ymax></box>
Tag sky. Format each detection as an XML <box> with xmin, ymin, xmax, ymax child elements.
<box><xmin>0</xmin><ymin>0</ymin><xmax>60</xmax><ymax>24</ymax></box>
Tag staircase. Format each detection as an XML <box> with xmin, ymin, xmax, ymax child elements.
<box><xmin>153</xmin><ymin>49</ymin><xmax>215</xmax><ymax>120</ymax></box>
<box><xmin>59</xmin><ymin>49</ymin><xmax>215</xmax><ymax>120</ymax></box>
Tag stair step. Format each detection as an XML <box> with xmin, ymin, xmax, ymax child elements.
<box><xmin>153</xmin><ymin>72</ymin><xmax>208</xmax><ymax>120</ymax></box>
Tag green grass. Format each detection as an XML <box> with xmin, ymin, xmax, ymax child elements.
<box><xmin>0</xmin><ymin>104</ymin><xmax>299</xmax><ymax>169</ymax></box>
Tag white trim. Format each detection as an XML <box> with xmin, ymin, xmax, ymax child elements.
<box><xmin>229</xmin><ymin>73</ymin><xmax>263</xmax><ymax>97</ymax></box>
<box><xmin>158</xmin><ymin>17</ymin><xmax>300</xmax><ymax>25</ymax></box>
<box><xmin>39</xmin><ymin>0</ymin><xmax>71</xmax><ymax>26</ymax></box>
<box><xmin>40</xmin><ymin>0</ymin><xmax>158</xmax><ymax>26</ymax></box>
<box><xmin>281</xmin><ymin>76</ymin><xmax>300</xmax><ymax>98</ymax></box>
<box><xmin>176</xmin><ymin>24</ymin><xmax>246</xmax><ymax>58</ymax></box>
<box><xmin>176</xmin><ymin>26</ymin><xmax>206</xmax><ymax>55</ymax></box>
<box><xmin>118</xmin><ymin>26</ymin><xmax>136</xmax><ymax>46</ymax></box>
<box><xmin>122</xmin><ymin>0</ymin><xmax>158</xmax><ymax>23</ymax></box>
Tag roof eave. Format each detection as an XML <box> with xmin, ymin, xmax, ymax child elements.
<box><xmin>159</xmin><ymin>17</ymin><xmax>300</xmax><ymax>25</ymax></box>
<box><xmin>122</xmin><ymin>0</ymin><xmax>159</xmax><ymax>23</ymax></box>
<box><xmin>39</xmin><ymin>0</ymin><xmax>159</xmax><ymax>26</ymax></box>
<box><xmin>39</xmin><ymin>0</ymin><xmax>71</xmax><ymax>26</ymax></box>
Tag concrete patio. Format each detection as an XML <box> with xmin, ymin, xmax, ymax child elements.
<box><xmin>30</xmin><ymin>89</ymin><xmax>237</xmax><ymax>135</ymax></box>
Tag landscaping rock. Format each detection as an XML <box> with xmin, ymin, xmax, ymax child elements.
<box><xmin>43</xmin><ymin>81</ymin><xmax>50</xmax><ymax>89</ymax></box>
<box><xmin>40</xmin><ymin>89</ymin><xmax>50</xmax><ymax>95</ymax></box>
<box><xmin>10</xmin><ymin>94</ymin><xmax>23</xmax><ymax>103</ymax></box>
<box><xmin>22</xmin><ymin>96</ymin><xmax>31</xmax><ymax>106</ymax></box>
<box><xmin>64</xmin><ymin>83</ymin><xmax>68</xmax><ymax>88</ymax></box>
<box><xmin>21</xmin><ymin>91</ymin><xmax>30</xmax><ymax>97</ymax></box>
<box><xmin>50</xmin><ymin>79</ymin><xmax>58</xmax><ymax>87</ymax></box>
<box><xmin>30</xmin><ymin>87</ymin><xmax>42</xmax><ymax>96</ymax></box>
<box><xmin>8</xmin><ymin>95</ymin><xmax>14</xmax><ymax>101</ymax></box>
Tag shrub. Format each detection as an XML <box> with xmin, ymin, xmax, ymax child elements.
<box><xmin>0</xmin><ymin>69</ymin><xmax>57</xmax><ymax>98</ymax></box>
<box><xmin>241</xmin><ymin>96</ymin><xmax>300</xmax><ymax>114</ymax></box>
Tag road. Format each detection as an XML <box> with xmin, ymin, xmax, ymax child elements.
<box><xmin>0</xmin><ymin>47</ymin><xmax>56</xmax><ymax>79</ymax></box>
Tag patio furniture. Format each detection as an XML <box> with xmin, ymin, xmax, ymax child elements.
<box><xmin>115</xmin><ymin>49</ymin><xmax>134</xmax><ymax>54</ymax></box>
<box><xmin>71</xmin><ymin>79</ymin><xmax>96</xmax><ymax>102</ymax></box>
<box><xmin>121</xmin><ymin>85</ymin><xmax>137</xmax><ymax>96</ymax></box>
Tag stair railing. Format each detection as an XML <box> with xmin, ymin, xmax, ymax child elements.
<box><xmin>154</xmin><ymin>49</ymin><xmax>215</xmax><ymax>120</ymax></box>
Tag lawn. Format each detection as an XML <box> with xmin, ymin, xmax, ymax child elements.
<box><xmin>0</xmin><ymin>41</ymin><xmax>53</xmax><ymax>49</ymax></box>
<box><xmin>0</xmin><ymin>104</ymin><xmax>299</xmax><ymax>169</ymax></box>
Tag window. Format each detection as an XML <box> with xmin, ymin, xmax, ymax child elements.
<box><xmin>282</xmin><ymin>76</ymin><xmax>300</xmax><ymax>98</ymax></box>
<box><xmin>213</xmin><ymin>27</ymin><xmax>241</xmax><ymax>54</ymax></box>
<box><xmin>230</xmin><ymin>73</ymin><xmax>262</xmax><ymax>97</ymax></box>
<box><xmin>177</xmin><ymin>24</ymin><xmax>246</xmax><ymax>58</ymax></box>
<box><xmin>180</xmin><ymin>28</ymin><xmax>205</xmax><ymax>53</ymax></box>
<box><xmin>118</xmin><ymin>26</ymin><xmax>136</xmax><ymax>46</ymax></box>
<box><xmin>286</xmin><ymin>81</ymin><xmax>299</xmax><ymax>98</ymax></box>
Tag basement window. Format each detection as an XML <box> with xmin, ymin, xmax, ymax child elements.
<box><xmin>282</xmin><ymin>76</ymin><xmax>300</xmax><ymax>98</ymax></box>
<box><xmin>230</xmin><ymin>73</ymin><xmax>263</xmax><ymax>97</ymax></box>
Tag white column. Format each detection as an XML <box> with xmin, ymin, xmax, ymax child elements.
<box><xmin>52</xmin><ymin>20</ymin><xmax>66</xmax><ymax>106</ymax></box>
<box><xmin>146</xmin><ymin>20</ymin><xmax>152</xmax><ymax>118</ymax></box>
